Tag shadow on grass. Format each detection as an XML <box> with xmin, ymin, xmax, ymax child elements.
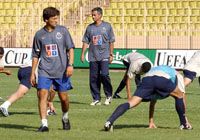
<box><xmin>100</xmin><ymin>124</ymin><xmax>177</xmax><ymax>131</ymax></box>
<box><xmin>9</xmin><ymin>111</ymin><xmax>37</xmax><ymax>116</ymax></box>
<box><xmin>114</xmin><ymin>124</ymin><xmax>149</xmax><ymax>129</ymax></box>
<box><xmin>0</xmin><ymin>123</ymin><xmax>38</xmax><ymax>131</ymax></box>
<box><xmin>55</xmin><ymin>100</ymin><xmax>88</xmax><ymax>105</ymax></box>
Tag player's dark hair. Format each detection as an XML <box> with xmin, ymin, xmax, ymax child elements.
<box><xmin>43</xmin><ymin>7</ymin><xmax>60</xmax><ymax>22</ymax></box>
<box><xmin>92</xmin><ymin>7</ymin><xmax>103</xmax><ymax>15</ymax></box>
<box><xmin>0</xmin><ymin>47</ymin><xmax>4</xmax><ymax>55</ymax></box>
<box><xmin>141</xmin><ymin>62</ymin><xmax>151</xmax><ymax>73</ymax></box>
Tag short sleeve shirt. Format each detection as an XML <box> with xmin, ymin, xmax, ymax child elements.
<box><xmin>184</xmin><ymin>51</ymin><xmax>200</xmax><ymax>77</ymax></box>
<box><xmin>123</xmin><ymin>52</ymin><xmax>152</xmax><ymax>79</ymax></box>
<box><xmin>82</xmin><ymin>21</ymin><xmax>115</xmax><ymax>61</ymax></box>
<box><xmin>32</xmin><ymin>25</ymin><xmax>75</xmax><ymax>78</ymax></box>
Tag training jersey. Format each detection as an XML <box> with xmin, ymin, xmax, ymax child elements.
<box><xmin>123</xmin><ymin>52</ymin><xmax>153</xmax><ymax>79</ymax></box>
<box><xmin>184</xmin><ymin>51</ymin><xmax>200</xmax><ymax>77</ymax></box>
<box><xmin>144</xmin><ymin>65</ymin><xmax>176</xmax><ymax>83</ymax></box>
<box><xmin>32</xmin><ymin>25</ymin><xmax>75</xmax><ymax>78</ymax></box>
<box><xmin>82</xmin><ymin>21</ymin><xmax>115</xmax><ymax>61</ymax></box>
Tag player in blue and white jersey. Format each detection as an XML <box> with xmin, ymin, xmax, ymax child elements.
<box><xmin>104</xmin><ymin>65</ymin><xmax>192</xmax><ymax>131</ymax></box>
<box><xmin>31</xmin><ymin>7</ymin><xmax>75</xmax><ymax>132</ymax></box>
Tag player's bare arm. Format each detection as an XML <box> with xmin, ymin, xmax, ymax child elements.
<box><xmin>66</xmin><ymin>48</ymin><xmax>74</xmax><ymax>77</ymax></box>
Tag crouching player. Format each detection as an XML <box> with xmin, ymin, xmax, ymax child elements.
<box><xmin>104</xmin><ymin>65</ymin><xmax>192</xmax><ymax>131</ymax></box>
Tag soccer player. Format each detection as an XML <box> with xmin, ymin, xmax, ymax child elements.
<box><xmin>113</xmin><ymin>52</ymin><xmax>152</xmax><ymax>99</ymax></box>
<box><xmin>0</xmin><ymin>59</ymin><xmax>56</xmax><ymax>117</ymax></box>
<box><xmin>104</xmin><ymin>65</ymin><xmax>192</xmax><ymax>131</ymax></box>
<box><xmin>81</xmin><ymin>7</ymin><xmax>115</xmax><ymax>106</ymax></box>
<box><xmin>0</xmin><ymin>47</ymin><xmax>11</xmax><ymax>75</ymax></box>
<box><xmin>30</xmin><ymin>7</ymin><xmax>75</xmax><ymax>132</ymax></box>
<box><xmin>183</xmin><ymin>51</ymin><xmax>200</xmax><ymax>87</ymax></box>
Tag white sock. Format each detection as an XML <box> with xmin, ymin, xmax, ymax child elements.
<box><xmin>1</xmin><ymin>101</ymin><xmax>11</xmax><ymax>110</ymax></box>
<box><xmin>41</xmin><ymin>119</ymin><xmax>48</xmax><ymax>127</ymax></box>
<box><xmin>62</xmin><ymin>112</ymin><xmax>69</xmax><ymax>122</ymax></box>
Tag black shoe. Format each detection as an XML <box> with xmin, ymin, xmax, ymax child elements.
<box><xmin>47</xmin><ymin>110</ymin><xmax>56</xmax><ymax>116</ymax></box>
<box><xmin>37</xmin><ymin>126</ymin><xmax>49</xmax><ymax>132</ymax></box>
<box><xmin>62</xmin><ymin>119</ymin><xmax>71</xmax><ymax>130</ymax></box>
<box><xmin>113</xmin><ymin>93</ymin><xmax>121</xmax><ymax>99</ymax></box>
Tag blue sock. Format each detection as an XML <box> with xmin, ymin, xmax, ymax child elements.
<box><xmin>175</xmin><ymin>98</ymin><xmax>186</xmax><ymax>125</ymax></box>
<box><xmin>107</xmin><ymin>102</ymin><xmax>130</xmax><ymax>124</ymax></box>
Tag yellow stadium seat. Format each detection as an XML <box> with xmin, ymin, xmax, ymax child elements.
<box><xmin>18</xmin><ymin>2</ymin><xmax>26</xmax><ymax>9</ymax></box>
<box><xmin>6</xmin><ymin>9</ymin><xmax>15</xmax><ymax>16</ymax></box>
<box><xmin>126</xmin><ymin>9</ymin><xmax>134</xmax><ymax>15</ymax></box>
<box><xmin>180</xmin><ymin>23</ymin><xmax>188</xmax><ymax>29</ymax></box>
<box><xmin>127</xmin><ymin>23</ymin><xmax>135</xmax><ymax>30</ymax></box>
<box><xmin>168</xmin><ymin>2</ymin><xmax>175</xmax><ymax>8</ymax></box>
<box><xmin>124</xmin><ymin>16</ymin><xmax>131</xmax><ymax>23</ymax></box>
<box><xmin>153</xmin><ymin>16</ymin><xmax>159</xmax><ymax>23</ymax></box>
<box><xmin>190</xmin><ymin>16</ymin><xmax>198</xmax><ymax>23</ymax></box>
<box><xmin>147</xmin><ymin>9</ymin><xmax>155</xmax><ymax>15</ymax></box>
<box><xmin>182</xmin><ymin>16</ymin><xmax>189</xmax><ymax>23</ymax></box>
<box><xmin>174</xmin><ymin>1</ymin><xmax>182</xmax><ymax>8</ymax></box>
<box><xmin>160</xmin><ymin>1</ymin><xmax>167</xmax><ymax>9</ymax></box>
<box><xmin>169</xmin><ymin>9</ymin><xmax>177</xmax><ymax>15</ymax></box>
<box><xmin>139</xmin><ymin>1</ymin><xmax>145</xmax><ymax>8</ymax></box>
<box><xmin>104</xmin><ymin>9</ymin><xmax>112</xmax><ymax>16</ymax></box>
<box><xmin>177</xmin><ymin>9</ymin><xmax>185</xmax><ymax>15</ymax></box>
<box><xmin>135</xmin><ymin>23</ymin><xmax>143</xmax><ymax>30</ymax></box>
<box><xmin>113</xmin><ymin>23</ymin><xmax>122</xmax><ymax>30</ymax></box>
<box><xmin>131</xmin><ymin>16</ymin><xmax>137</xmax><ymax>23</ymax></box>
<box><xmin>11</xmin><ymin>2</ymin><xmax>18</xmax><ymax>9</ymax></box>
<box><xmin>124</xmin><ymin>2</ymin><xmax>132</xmax><ymax>9</ymax></box>
<box><xmin>132</xmin><ymin>2</ymin><xmax>139</xmax><ymax>9</ymax></box>
<box><xmin>117</xmin><ymin>2</ymin><xmax>124</xmax><ymax>9</ymax></box>
<box><xmin>191</xmin><ymin>9</ymin><xmax>199</xmax><ymax>15</ymax></box>
<box><xmin>112</xmin><ymin>9</ymin><xmax>120</xmax><ymax>16</ymax></box>
<box><xmin>157</xmin><ymin>24</ymin><xmax>166</xmax><ymax>30</ymax></box>
<box><xmin>146</xmin><ymin>16</ymin><xmax>153</xmax><ymax>23</ymax></box>
<box><xmin>137</xmin><ymin>16</ymin><xmax>144</xmax><ymax>23</ymax></box>
<box><xmin>116</xmin><ymin>16</ymin><xmax>122</xmax><ymax>23</ymax></box>
<box><xmin>110</xmin><ymin>2</ymin><xmax>117</xmax><ymax>9</ymax></box>
<box><xmin>110</xmin><ymin>16</ymin><xmax>117</xmax><ymax>23</ymax></box>
<box><xmin>3</xmin><ymin>2</ymin><xmax>11</xmax><ymax>9</ymax></box>
<box><xmin>189</xmin><ymin>1</ymin><xmax>197</xmax><ymax>8</ymax></box>
<box><xmin>154</xmin><ymin>2</ymin><xmax>161</xmax><ymax>9</ymax></box>
<box><xmin>103</xmin><ymin>16</ymin><xmax>109</xmax><ymax>22</ymax></box>
<box><xmin>182</xmin><ymin>1</ymin><xmax>189</xmax><ymax>8</ymax></box>
<box><xmin>174</xmin><ymin>16</ymin><xmax>182</xmax><ymax>22</ymax></box>
<box><xmin>168</xmin><ymin>16</ymin><xmax>174</xmax><ymax>23</ymax></box>
<box><xmin>0</xmin><ymin>17</ymin><xmax>4</xmax><ymax>23</ymax></box>
<box><xmin>155</xmin><ymin>9</ymin><xmax>163</xmax><ymax>15</ymax></box>
<box><xmin>146</xmin><ymin>1</ymin><xmax>153</xmax><ymax>9</ymax></box>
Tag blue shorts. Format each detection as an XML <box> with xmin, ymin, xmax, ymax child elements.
<box><xmin>134</xmin><ymin>76</ymin><xmax>176</xmax><ymax>102</ymax></box>
<box><xmin>183</xmin><ymin>69</ymin><xmax>196</xmax><ymax>81</ymax></box>
<box><xmin>18</xmin><ymin>67</ymin><xmax>32</xmax><ymax>89</ymax></box>
<box><xmin>37</xmin><ymin>76</ymin><xmax>73</xmax><ymax>92</ymax></box>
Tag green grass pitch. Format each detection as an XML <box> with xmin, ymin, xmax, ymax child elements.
<box><xmin>0</xmin><ymin>68</ymin><xmax>200</xmax><ymax>140</ymax></box>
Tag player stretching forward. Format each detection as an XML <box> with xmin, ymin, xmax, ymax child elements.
<box><xmin>113</xmin><ymin>52</ymin><xmax>152</xmax><ymax>99</ymax></box>
<box><xmin>104</xmin><ymin>65</ymin><xmax>192</xmax><ymax>131</ymax></box>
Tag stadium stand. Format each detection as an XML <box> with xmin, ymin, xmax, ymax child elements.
<box><xmin>0</xmin><ymin>0</ymin><xmax>200</xmax><ymax>49</ymax></box>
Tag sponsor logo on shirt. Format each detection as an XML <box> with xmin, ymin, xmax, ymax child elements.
<box><xmin>92</xmin><ymin>35</ymin><xmax>102</xmax><ymax>45</ymax></box>
<box><xmin>56</xmin><ymin>32</ymin><xmax>62</xmax><ymax>40</ymax></box>
<box><xmin>45</xmin><ymin>44</ymin><xmax>58</xmax><ymax>57</ymax></box>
